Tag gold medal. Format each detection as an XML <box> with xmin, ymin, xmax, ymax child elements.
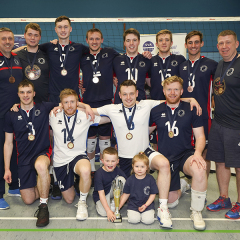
<box><xmin>187</xmin><ymin>86</ymin><xmax>193</xmax><ymax>92</ymax></box>
<box><xmin>67</xmin><ymin>142</ymin><xmax>74</xmax><ymax>149</ymax></box>
<box><xmin>218</xmin><ymin>87</ymin><xmax>224</xmax><ymax>95</ymax></box>
<box><xmin>9</xmin><ymin>76</ymin><xmax>15</xmax><ymax>83</ymax></box>
<box><xmin>28</xmin><ymin>134</ymin><xmax>35</xmax><ymax>141</ymax></box>
<box><xmin>126</xmin><ymin>133</ymin><xmax>133</xmax><ymax>140</ymax></box>
<box><xmin>168</xmin><ymin>131</ymin><xmax>174</xmax><ymax>138</ymax></box>
<box><xmin>92</xmin><ymin>76</ymin><xmax>99</xmax><ymax>83</ymax></box>
<box><xmin>61</xmin><ymin>69</ymin><xmax>68</xmax><ymax>76</ymax></box>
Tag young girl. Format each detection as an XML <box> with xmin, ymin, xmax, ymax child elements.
<box><xmin>119</xmin><ymin>152</ymin><xmax>158</xmax><ymax>224</ymax></box>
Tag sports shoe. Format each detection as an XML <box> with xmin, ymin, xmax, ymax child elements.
<box><xmin>225</xmin><ymin>202</ymin><xmax>240</xmax><ymax>219</ymax></box>
<box><xmin>190</xmin><ymin>209</ymin><xmax>206</xmax><ymax>231</ymax></box>
<box><xmin>0</xmin><ymin>198</ymin><xmax>10</xmax><ymax>210</ymax></box>
<box><xmin>8</xmin><ymin>189</ymin><xmax>21</xmax><ymax>197</ymax></box>
<box><xmin>180</xmin><ymin>178</ymin><xmax>191</xmax><ymax>194</ymax></box>
<box><xmin>76</xmin><ymin>200</ymin><xmax>88</xmax><ymax>220</ymax></box>
<box><xmin>206</xmin><ymin>196</ymin><xmax>232</xmax><ymax>211</ymax></box>
<box><xmin>157</xmin><ymin>205</ymin><xmax>172</xmax><ymax>228</ymax></box>
<box><xmin>34</xmin><ymin>203</ymin><xmax>49</xmax><ymax>227</ymax></box>
<box><xmin>51</xmin><ymin>184</ymin><xmax>62</xmax><ymax>200</ymax></box>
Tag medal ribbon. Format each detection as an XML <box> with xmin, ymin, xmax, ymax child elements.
<box><xmin>63</xmin><ymin>111</ymin><xmax>78</xmax><ymax>143</ymax></box>
<box><xmin>90</xmin><ymin>52</ymin><xmax>101</xmax><ymax>77</ymax></box>
<box><xmin>187</xmin><ymin>58</ymin><xmax>202</xmax><ymax>86</ymax></box>
<box><xmin>157</xmin><ymin>55</ymin><xmax>171</xmax><ymax>79</ymax></box>
<box><xmin>2</xmin><ymin>54</ymin><xmax>13</xmax><ymax>77</ymax></box>
<box><xmin>58</xmin><ymin>43</ymin><xmax>69</xmax><ymax>70</ymax></box>
<box><xmin>26</xmin><ymin>49</ymin><xmax>38</xmax><ymax>70</ymax></box>
<box><xmin>125</xmin><ymin>54</ymin><xmax>139</xmax><ymax>80</ymax></box>
<box><xmin>122</xmin><ymin>104</ymin><xmax>136</xmax><ymax>131</ymax></box>
<box><xmin>219</xmin><ymin>53</ymin><xmax>238</xmax><ymax>83</ymax></box>
<box><xmin>165</xmin><ymin>102</ymin><xmax>181</xmax><ymax>131</ymax></box>
<box><xmin>19</xmin><ymin>106</ymin><xmax>36</xmax><ymax>135</ymax></box>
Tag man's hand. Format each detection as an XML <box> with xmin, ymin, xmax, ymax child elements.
<box><xmin>4</xmin><ymin>169</ymin><xmax>12</xmax><ymax>184</ymax></box>
<box><xmin>50</xmin><ymin>105</ymin><xmax>63</xmax><ymax>117</ymax></box>
<box><xmin>189</xmin><ymin>153</ymin><xmax>206</xmax><ymax>170</ymax></box>
<box><xmin>50</xmin><ymin>39</ymin><xmax>58</xmax><ymax>44</ymax></box>
<box><xmin>106</xmin><ymin>209</ymin><xmax>116</xmax><ymax>222</ymax></box>
<box><xmin>85</xmin><ymin>104</ymin><xmax>95</xmax><ymax>121</ymax></box>
<box><xmin>10</xmin><ymin>103</ymin><xmax>19</xmax><ymax>112</ymax></box>
<box><xmin>189</xmin><ymin>98</ymin><xmax>202</xmax><ymax>116</ymax></box>
<box><xmin>142</xmin><ymin>51</ymin><xmax>152</xmax><ymax>59</ymax></box>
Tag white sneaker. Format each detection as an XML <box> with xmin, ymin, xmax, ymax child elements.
<box><xmin>157</xmin><ymin>205</ymin><xmax>172</xmax><ymax>228</ymax></box>
<box><xmin>180</xmin><ymin>178</ymin><xmax>191</xmax><ymax>194</ymax></box>
<box><xmin>190</xmin><ymin>210</ymin><xmax>206</xmax><ymax>231</ymax></box>
<box><xmin>110</xmin><ymin>199</ymin><xmax>115</xmax><ymax>212</ymax></box>
<box><xmin>76</xmin><ymin>200</ymin><xmax>88</xmax><ymax>220</ymax></box>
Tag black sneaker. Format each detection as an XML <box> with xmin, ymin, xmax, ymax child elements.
<box><xmin>34</xmin><ymin>204</ymin><xmax>49</xmax><ymax>227</ymax></box>
<box><xmin>51</xmin><ymin>184</ymin><xmax>62</xmax><ymax>200</ymax></box>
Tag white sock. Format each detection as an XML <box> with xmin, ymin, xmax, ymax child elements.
<box><xmin>40</xmin><ymin>198</ymin><xmax>48</xmax><ymax>204</ymax></box>
<box><xmin>159</xmin><ymin>199</ymin><xmax>168</xmax><ymax>207</ymax></box>
<box><xmin>90</xmin><ymin>158</ymin><xmax>96</xmax><ymax>172</ymax></box>
<box><xmin>80</xmin><ymin>191</ymin><xmax>88</xmax><ymax>202</ymax></box>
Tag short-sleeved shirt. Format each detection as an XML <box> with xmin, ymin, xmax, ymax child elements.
<box><xmin>93</xmin><ymin>166</ymin><xmax>127</xmax><ymax>203</ymax></box>
<box><xmin>4</xmin><ymin>102</ymin><xmax>56</xmax><ymax>166</ymax></box>
<box><xmin>97</xmin><ymin>100</ymin><xmax>159</xmax><ymax>158</ymax></box>
<box><xmin>149</xmin><ymin>54</ymin><xmax>186</xmax><ymax>100</ymax></box>
<box><xmin>0</xmin><ymin>52</ymin><xmax>23</xmax><ymax>119</ymax></box>
<box><xmin>113</xmin><ymin>53</ymin><xmax>151</xmax><ymax>103</ymax></box>
<box><xmin>123</xmin><ymin>174</ymin><xmax>158</xmax><ymax>212</ymax></box>
<box><xmin>180</xmin><ymin>57</ymin><xmax>217</xmax><ymax>120</ymax></box>
<box><xmin>17</xmin><ymin>48</ymin><xmax>50</xmax><ymax>103</ymax></box>
<box><xmin>50</xmin><ymin>110</ymin><xmax>101</xmax><ymax>167</ymax></box>
<box><xmin>150</xmin><ymin>101</ymin><xmax>203</xmax><ymax>162</ymax></box>
<box><xmin>81</xmin><ymin>48</ymin><xmax>119</xmax><ymax>103</ymax></box>
<box><xmin>213</xmin><ymin>56</ymin><xmax>240</xmax><ymax>129</ymax></box>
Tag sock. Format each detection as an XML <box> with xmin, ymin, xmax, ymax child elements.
<box><xmin>191</xmin><ymin>188</ymin><xmax>207</xmax><ymax>212</ymax></box>
<box><xmin>40</xmin><ymin>198</ymin><xmax>48</xmax><ymax>204</ymax></box>
<box><xmin>159</xmin><ymin>199</ymin><xmax>168</xmax><ymax>206</ymax></box>
<box><xmin>90</xmin><ymin>157</ymin><xmax>96</xmax><ymax>172</ymax></box>
<box><xmin>80</xmin><ymin>191</ymin><xmax>88</xmax><ymax>202</ymax></box>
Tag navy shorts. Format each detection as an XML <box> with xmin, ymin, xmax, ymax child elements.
<box><xmin>169</xmin><ymin>149</ymin><xmax>194</xmax><ymax>192</ymax></box>
<box><xmin>18</xmin><ymin>152</ymin><xmax>49</xmax><ymax>190</ymax></box>
<box><xmin>119</xmin><ymin>157</ymin><xmax>132</xmax><ymax>178</ymax></box>
<box><xmin>54</xmin><ymin>155</ymin><xmax>89</xmax><ymax>192</ymax></box>
<box><xmin>207</xmin><ymin>120</ymin><xmax>240</xmax><ymax>168</ymax></box>
<box><xmin>87</xmin><ymin>99</ymin><xmax>112</xmax><ymax>137</ymax></box>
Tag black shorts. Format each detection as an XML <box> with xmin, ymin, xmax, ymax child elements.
<box><xmin>207</xmin><ymin>120</ymin><xmax>240</xmax><ymax>168</ymax></box>
<box><xmin>87</xmin><ymin>100</ymin><xmax>112</xmax><ymax>138</ymax></box>
<box><xmin>54</xmin><ymin>155</ymin><xmax>89</xmax><ymax>192</ymax></box>
<box><xmin>169</xmin><ymin>150</ymin><xmax>194</xmax><ymax>192</ymax></box>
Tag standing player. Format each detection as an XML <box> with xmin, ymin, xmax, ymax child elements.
<box><xmin>15</xmin><ymin>23</ymin><xmax>49</xmax><ymax>103</ymax></box>
<box><xmin>179</xmin><ymin>31</ymin><xmax>217</xmax><ymax>165</ymax></box>
<box><xmin>113</xmin><ymin>28</ymin><xmax>151</xmax><ymax>104</ymax></box>
<box><xmin>150</xmin><ymin>76</ymin><xmax>207</xmax><ymax>231</ymax></box>
<box><xmin>50</xmin><ymin>88</ymin><xmax>110</xmax><ymax>220</ymax></box>
<box><xmin>0</xmin><ymin>27</ymin><xmax>22</xmax><ymax>210</ymax></box>
<box><xmin>3</xmin><ymin>80</ymin><xmax>57</xmax><ymax>227</ymax></box>
<box><xmin>80</xmin><ymin>28</ymin><xmax>119</xmax><ymax>177</ymax></box>
<box><xmin>148</xmin><ymin>29</ymin><xmax>185</xmax><ymax>100</ymax></box>
<box><xmin>206</xmin><ymin>30</ymin><xmax>240</xmax><ymax>219</ymax></box>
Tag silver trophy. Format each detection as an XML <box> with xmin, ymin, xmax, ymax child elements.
<box><xmin>112</xmin><ymin>178</ymin><xmax>123</xmax><ymax>223</ymax></box>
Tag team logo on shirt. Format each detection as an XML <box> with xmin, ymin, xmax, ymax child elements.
<box><xmin>54</xmin><ymin>47</ymin><xmax>58</xmax><ymax>51</ymax></box>
<box><xmin>144</xmin><ymin>186</ymin><xmax>150</xmax><ymax>195</ymax></box>
<box><xmin>200</xmin><ymin>65</ymin><xmax>208</xmax><ymax>72</ymax></box>
<box><xmin>226</xmin><ymin>68</ymin><xmax>234</xmax><ymax>76</ymax></box>
<box><xmin>58</xmin><ymin>120</ymin><xmax>62</xmax><ymax>124</ymax></box>
<box><xmin>35</xmin><ymin>110</ymin><xmax>41</xmax><ymax>116</ymax></box>
<box><xmin>18</xmin><ymin>115</ymin><xmax>22</xmax><ymax>120</ymax></box>
<box><xmin>154</xmin><ymin>62</ymin><xmax>158</xmax><ymax>67</ymax></box>
<box><xmin>139</xmin><ymin>61</ymin><xmax>145</xmax><ymax>67</ymax></box>
<box><xmin>0</xmin><ymin>60</ymin><xmax>4</xmax><ymax>66</ymax></box>
<box><xmin>161</xmin><ymin>113</ymin><xmax>166</xmax><ymax>117</ymax></box>
<box><xmin>86</xmin><ymin>57</ymin><xmax>90</xmax><ymax>60</ymax></box>
<box><xmin>102</xmin><ymin>53</ymin><xmax>108</xmax><ymax>58</ymax></box>
<box><xmin>171</xmin><ymin>60</ymin><xmax>178</xmax><ymax>67</ymax></box>
<box><xmin>178</xmin><ymin>109</ymin><xmax>185</xmax><ymax>117</ymax></box>
<box><xmin>120</xmin><ymin>61</ymin><xmax>125</xmax><ymax>66</ymax></box>
<box><xmin>38</xmin><ymin>58</ymin><xmax>45</xmax><ymax>64</ymax></box>
<box><xmin>213</xmin><ymin>77</ymin><xmax>226</xmax><ymax>95</ymax></box>
<box><xmin>69</xmin><ymin>46</ymin><xmax>75</xmax><ymax>51</ymax></box>
<box><xmin>76</xmin><ymin>119</ymin><xmax>81</xmax><ymax>124</ymax></box>
<box><xmin>183</xmin><ymin>66</ymin><xmax>187</xmax><ymax>70</ymax></box>
<box><xmin>14</xmin><ymin>58</ymin><xmax>19</xmax><ymax>65</ymax></box>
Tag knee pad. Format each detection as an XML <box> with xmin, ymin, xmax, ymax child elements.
<box><xmin>87</xmin><ymin>138</ymin><xmax>97</xmax><ymax>153</ymax></box>
<box><xmin>191</xmin><ymin>188</ymin><xmax>207</xmax><ymax>211</ymax></box>
<box><xmin>99</xmin><ymin>139</ymin><xmax>111</xmax><ymax>154</ymax></box>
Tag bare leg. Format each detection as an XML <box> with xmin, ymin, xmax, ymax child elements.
<box><xmin>20</xmin><ymin>187</ymin><xmax>39</xmax><ymax>205</ymax></box>
<box><xmin>235</xmin><ymin>168</ymin><xmax>240</xmax><ymax>202</ymax></box>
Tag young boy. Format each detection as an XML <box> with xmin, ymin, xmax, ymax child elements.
<box><xmin>93</xmin><ymin>147</ymin><xmax>126</xmax><ymax>222</ymax></box>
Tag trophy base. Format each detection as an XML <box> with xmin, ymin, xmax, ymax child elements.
<box><xmin>114</xmin><ymin>216</ymin><xmax>122</xmax><ymax>223</ymax></box>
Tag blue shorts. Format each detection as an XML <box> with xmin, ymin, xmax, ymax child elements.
<box><xmin>54</xmin><ymin>155</ymin><xmax>89</xmax><ymax>192</ymax></box>
<box><xmin>86</xmin><ymin>99</ymin><xmax>112</xmax><ymax>138</ymax></box>
<box><xmin>207</xmin><ymin>120</ymin><xmax>240</xmax><ymax>168</ymax></box>
<box><xmin>18</xmin><ymin>152</ymin><xmax>50</xmax><ymax>190</ymax></box>
<box><xmin>169</xmin><ymin>149</ymin><xmax>194</xmax><ymax>192</ymax></box>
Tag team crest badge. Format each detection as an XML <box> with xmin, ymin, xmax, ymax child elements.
<box><xmin>139</xmin><ymin>61</ymin><xmax>145</xmax><ymax>67</ymax></box>
<box><xmin>226</xmin><ymin>68</ymin><xmax>234</xmax><ymax>76</ymax></box>
<box><xmin>69</xmin><ymin>46</ymin><xmax>75</xmax><ymax>51</ymax></box>
<box><xmin>171</xmin><ymin>60</ymin><xmax>178</xmax><ymax>67</ymax></box>
<box><xmin>200</xmin><ymin>65</ymin><xmax>208</xmax><ymax>72</ymax></box>
<box><xmin>214</xmin><ymin>77</ymin><xmax>226</xmax><ymax>95</ymax></box>
<box><xmin>38</xmin><ymin>58</ymin><xmax>45</xmax><ymax>64</ymax></box>
<box><xmin>178</xmin><ymin>109</ymin><xmax>185</xmax><ymax>117</ymax></box>
<box><xmin>14</xmin><ymin>58</ymin><xmax>19</xmax><ymax>65</ymax></box>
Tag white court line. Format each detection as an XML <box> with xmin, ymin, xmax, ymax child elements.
<box><xmin>0</xmin><ymin>217</ymin><xmax>240</xmax><ymax>221</ymax></box>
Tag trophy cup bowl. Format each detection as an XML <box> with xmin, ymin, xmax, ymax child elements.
<box><xmin>112</xmin><ymin>179</ymin><xmax>123</xmax><ymax>223</ymax></box>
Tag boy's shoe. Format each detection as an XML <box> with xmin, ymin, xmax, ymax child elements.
<box><xmin>0</xmin><ymin>198</ymin><xmax>10</xmax><ymax>210</ymax></box>
<box><xmin>8</xmin><ymin>189</ymin><xmax>21</xmax><ymax>197</ymax></box>
<box><xmin>34</xmin><ymin>203</ymin><xmax>49</xmax><ymax>227</ymax></box>
<box><xmin>51</xmin><ymin>184</ymin><xmax>62</xmax><ymax>200</ymax></box>
<box><xmin>157</xmin><ymin>205</ymin><xmax>172</xmax><ymax>228</ymax></box>
<box><xmin>190</xmin><ymin>210</ymin><xmax>206</xmax><ymax>231</ymax></box>
<box><xmin>225</xmin><ymin>202</ymin><xmax>240</xmax><ymax>219</ymax></box>
<box><xmin>206</xmin><ymin>196</ymin><xmax>232</xmax><ymax>211</ymax></box>
<box><xmin>76</xmin><ymin>200</ymin><xmax>88</xmax><ymax>220</ymax></box>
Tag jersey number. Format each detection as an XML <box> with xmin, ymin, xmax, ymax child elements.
<box><xmin>126</xmin><ymin>68</ymin><xmax>138</xmax><ymax>82</ymax></box>
<box><xmin>159</xmin><ymin>69</ymin><xmax>171</xmax><ymax>82</ymax></box>
<box><xmin>165</xmin><ymin>121</ymin><xmax>179</xmax><ymax>137</ymax></box>
<box><xmin>61</xmin><ymin>128</ymin><xmax>74</xmax><ymax>143</ymax></box>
